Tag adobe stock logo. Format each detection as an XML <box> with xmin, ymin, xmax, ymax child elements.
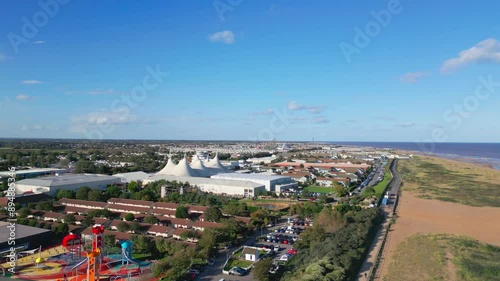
<box><xmin>339</xmin><ymin>0</ymin><xmax>408</xmax><ymax>63</ymax></box>
<box><xmin>7</xmin><ymin>0</ymin><xmax>70</xmax><ymax>53</ymax></box>
<box><xmin>416</xmin><ymin>75</ymin><xmax>499</xmax><ymax>153</ymax></box>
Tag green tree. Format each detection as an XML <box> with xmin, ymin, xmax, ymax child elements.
<box><xmin>18</xmin><ymin>208</ymin><xmax>31</xmax><ymax>218</ymax></box>
<box><xmin>117</xmin><ymin>222</ymin><xmax>130</xmax><ymax>232</ymax></box>
<box><xmin>63</xmin><ymin>214</ymin><xmax>76</xmax><ymax>224</ymax></box>
<box><xmin>104</xmin><ymin>234</ymin><xmax>116</xmax><ymax>247</ymax></box>
<box><xmin>175</xmin><ymin>205</ymin><xmax>189</xmax><ymax>219</ymax></box>
<box><xmin>36</xmin><ymin>201</ymin><xmax>54</xmax><ymax>211</ymax></box>
<box><xmin>124</xmin><ymin>213</ymin><xmax>135</xmax><ymax>222</ymax></box>
<box><xmin>253</xmin><ymin>258</ymin><xmax>273</xmax><ymax>281</ymax></box>
<box><xmin>128</xmin><ymin>181</ymin><xmax>140</xmax><ymax>193</ymax></box>
<box><xmin>204</xmin><ymin>206</ymin><xmax>223</xmax><ymax>222</ymax></box>
<box><xmin>56</xmin><ymin>189</ymin><xmax>76</xmax><ymax>199</ymax></box>
<box><xmin>57</xmin><ymin>223</ymin><xmax>69</xmax><ymax>235</ymax></box>
<box><xmin>152</xmin><ymin>260</ymin><xmax>170</xmax><ymax>277</ymax></box>
<box><xmin>105</xmin><ymin>185</ymin><xmax>122</xmax><ymax>198</ymax></box>
<box><xmin>82</xmin><ymin>216</ymin><xmax>94</xmax><ymax>228</ymax></box>
<box><xmin>144</xmin><ymin>215</ymin><xmax>159</xmax><ymax>225</ymax></box>
<box><xmin>129</xmin><ymin>221</ymin><xmax>142</xmax><ymax>233</ymax></box>
<box><xmin>88</xmin><ymin>189</ymin><xmax>104</xmax><ymax>201</ymax></box>
<box><xmin>75</xmin><ymin>186</ymin><xmax>91</xmax><ymax>200</ymax></box>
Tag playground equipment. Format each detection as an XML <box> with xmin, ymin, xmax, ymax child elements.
<box><xmin>86</xmin><ymin>225</ymin><xmax>105</xmax><ymax>281</ymax></box>
<box><xmin>62</xmin><ymin>233</ymin><xmax>82</xmax><ymax>265</ymax></box>
<box><xmin>7</xmin><ymin>224</ymin><xmax>151</xmax><ymax>281</ymax></box>
<box><xmin>120</xmin><ymin>240</ymin><xmax>148</xmax><ymax>267</ymax></box>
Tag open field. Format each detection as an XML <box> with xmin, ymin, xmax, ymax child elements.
<box><xmin>373</xmin><ymin>164</ymin><xmax>393</xmax><ymax>196</ymax></box>
<box><xmin>398</xmin><ymin>155</ymin><xmax>500</xmax><ymax>207</ymax></box>
<box><xmin>304</xmin><ymin>185</ymin><xmax>334</xmax><ymax>193</ymax></box>
<box><xmin>378</xmin><ymin>191</ymin><xmax>500</xmax><ymax>280</ymax></box>
<box><xmin>385</xmin><ymin>234</ymin><xmax>500</xmax><ymax>281</ymax></box>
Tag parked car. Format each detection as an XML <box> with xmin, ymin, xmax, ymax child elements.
<box><xmin>188</xmin><ymin>269</ymin><xmax>199</xmax><ymax>275</ymax></box>
<box><xmin>273</xmin><ymin>245</ymin><xmax>280</xmax><ymax>252</ymax></box>
<box><xmin>287</xmin><ymin>248</ymin><xmax>298</xmax><ymax>255</ymax></box>
<box><xmin>207</xmin><ymin>259</ymin><xmax>215</xmax><ymax>266</ymax></box>
<box><xmin>229</xmin><ymin>267</ymin><xmax>246</xmax><ymax>276</ymax></box>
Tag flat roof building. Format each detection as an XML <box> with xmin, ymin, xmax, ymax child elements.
<box><xmin>210</xmin><ymin>173</ymin><xmax>298</xmax><ymax>193</ymax></box>
<box><xmin>15</xmin><ymin>174</ymin><xmax>121</xmax><ymax>196</ymax></box>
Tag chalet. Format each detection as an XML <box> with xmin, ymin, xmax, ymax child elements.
<box><xmin>186</xmin><ymin>205</ymin><xmax>208</xmax><ymax>214</ymax></box>
<box><xmin>234</xmin><ymin>216</ymin><xmax>251</xmax><ymax>224</ymax></box>
<box><xmin>63</xmin><ymin>206</ymin><xmax>90</xmax><ymax>215</ymax></box>
<box><xmin>107</xmin><ymin>204</ymin><xmax>149</xmax><ymax>214</ymax></box>
<box><xmin>171</xmin><ymin>228</ymin><xmax>202</xmax><ymax>243</ymax></box>
<box><xmin>166</xmin><ymin>218</ymin><xmax>193</xmax><ymax>229</ymax></box>
<box><xmin>41</xmin><ymin>211</ymin><xmax>63</xmax><ymax>222</ymax></box>
<box><xmin>153</xmin><ymin>202</ymin><xmax>179</xmax><ymax>211</ymax></box>
<box><xmin>107</xmin><ymin>198</ymin><xmax>153</xmax><ymax>209</ymax></box>
<box><xmin>150</xmin><ymin>208</ymin><xmax>176</xmax><ymax>218</ymax></box>
<box><xmin>58</xmin><ymin>198</ymin><xmax>107</xmax><ymax>210</ymax></box>
<box><xmin>81</xmin><ymin>227</ymin><xmax>131</xmax><ymax>242</ymax></box>
<box><xmin>192</xmin><ymin>221</ymin><xmax>224</xmax><ymax>232</ymax></box>
<box><xmin>118</xmin><ymin>212</ymin><xmax>146</xmax><ymax>222</ymax></box>
<box><xmin>145</xmin><ymin>225</ymin><xmax>171</xmax><ymax>238</ymax></box>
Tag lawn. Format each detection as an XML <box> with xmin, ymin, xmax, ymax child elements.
<box><xmin>385</xmin><ymin>234</ymin><xmax>500</xmax><ymax>281</ymax></box>
<box><xmin>304</xmin><ymin>185</ymin><xmax>334</xmax><ymax>194</ymax></box>
<box><xmin>132</xmin><ymin>253</ymin><xmax>151</xmax><ymax>260</ymax></box>
<box><xmin>224</xmin><ymin>258</ymin><xmax>253</xmax><ymax>270</ymax></box>
<box><xmin>398</xmin><ymin>155</ymin><xmax>500</xmax><ymax>207</ymax></box>
<box><xmin>362</xmin><ymin>160</ymin><xmax>393</xmax><ymax>197</ymax></box>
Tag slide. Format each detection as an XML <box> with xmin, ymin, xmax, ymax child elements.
<box><xmin>122</xmin><ymin>251</ymin><xmax>150</xmax><ymax>267</ymax></box>
<box><xmin>67</xmin><ymin>258</ymin><xmax>88</xmax><ymax>272</ymax></box>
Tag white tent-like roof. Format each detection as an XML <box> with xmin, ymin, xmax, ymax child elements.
<box><xmin>171</xmin><ymin>154</ymin><xmax>197</xmax><ymax>177</ymax></box>
<box><xmin>190</xmin><ymin>155</ymin><xmax>212</xmax><ymax>177</ymax></box>
<box><xmin>206</xmin><ymin>153</ymin><xmax>228</xmax><ymax>173</ymax></box>
<box><xmin>156</xmin><ymin>155</ymin><xmax>177</xmax><ymax>175</ymax></box>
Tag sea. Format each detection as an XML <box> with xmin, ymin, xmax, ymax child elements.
<box><xmin>326</xmin><ymin>142</ymin><xmax>500</xmax><ymax>170</ymax></box>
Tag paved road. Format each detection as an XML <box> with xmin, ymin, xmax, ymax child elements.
<box><xmin>357</xmin><ymin>159</ymin><xmax>402</xmax><ymax>281</ymax></box>
<box><xmin>196</xmin><ymin>216</ymin><xmax>297</xmax><ymax>281</ymax></box>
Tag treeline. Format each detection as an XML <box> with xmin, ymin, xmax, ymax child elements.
<box><xmin>281</xmin><ymin>206</ymin><xmax>383</xmax><ymax>281</ymax></box>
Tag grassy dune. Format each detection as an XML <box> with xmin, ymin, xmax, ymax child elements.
<box><xmin>385</xmin><ymin>234</ymin><xmax>500</xmax><ymax>281</ymax></box>
<box><xmin>398</xmin><ymin>155</ymin><xmax>500</xmax><ymax>207</ymax></box>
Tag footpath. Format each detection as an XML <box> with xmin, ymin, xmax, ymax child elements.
<box><xmin>357</xmin><ymin>159</ymin><xmax>402</xmax><ymax>281</ymax></box>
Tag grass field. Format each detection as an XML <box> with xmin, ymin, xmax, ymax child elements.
<box><xmin>362</xmin><ymin>160</ymin><xmax>393</xmax><ymax>197</ymax></box>
<box><xmin>385</xmin><ymin>234</ymin><xmax>500</xmax><ymax>281</ymax></box>
<box><xmin>398</xmin><ymin>155</ymin><xmax>500</xmax><ymax>207</ymax></box>
<box><xmin>224</xmin><ymin>258</ymin><xmax>253</xmax><ymax>270</ymax></box>
<box><xmin>304</xmin><ymin>185</ymin><xmax>334</xmax><ymax>194</ymax></box>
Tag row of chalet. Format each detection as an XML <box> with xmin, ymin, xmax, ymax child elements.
<box><xmin>80</xmin><ymin>226</ymin><xmax>200</xmax><ymax>243</ymax></box>
<box><xmin>26</xmin><ymin>209</ymin><xmax>226</xmax><ymax>232</ymax></box>
<box><xmin>59</xmin><ymin>198</ymin><xmax>208</xmax><ymax>215</ymax></box>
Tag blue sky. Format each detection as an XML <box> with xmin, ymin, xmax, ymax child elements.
<box><xmin>1</xmin><ymin>0</ymin><xmax>499</xmax><ymax>142</ymax></box>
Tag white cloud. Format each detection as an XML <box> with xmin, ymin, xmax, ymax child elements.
<box><xmin>208</xmin><ymin>30</ymin><xmax>235</xmax><ymax>44</ymax></box>
<box><xmin>32</xmin><ymin>41</ymin><xmax>46</xmax><ymax>44</ymax></box>
<box><xmin>21</xmin><ymin>80</ymin><xmax>44</xmax><ymax>84</ymax></box>
<box><xmin>88</xmin><ymin>89</ymin><xmax>115</xmax><ymax>95</ymax></box>
<box><xmin>65</xmin><ymin>89</ymin><xmax>116</xmax><ymax>95</ymax></box>
<box><xmin>400</xmin><ymin>72</ymin><xmax>429</xmax><ymax>83</ymax></box>
<box><xmin>16</xmin><ymin>94</ymin><xmax>32</xmax><ymax>100</ymax></box>
<box><xmin>21</xmin><ymin>124</ymin><xmax>45</xmax><ymax>131</ymax></box>
<box><xmin>287</xmin><ymin>101</ymin><xmax>324</xmax><ymax>113</ymax></box>
<box><xmin>311</xmin><ymin>117</ymin><xmax>330</xmax><ymax>124</ymax></box>
<box><xmin>0</xmin><ymin>53</ymin><xmax>7</xmax><ymax>61</ymax></box>
<box><xmin>394</xmin><ymin>122</ymin><xmax>415</xmax><ymax>128</ymax></box>
<box><xmin>441</xmin><ymin>38</ymin><xmax>500</xmax><ymax>74</ymax></box>
<box><xmin>250</xmin><ymin>109</ymin><xmax>274</xmax><ymax>116</ymax></box>
<box><xmin>70</xmin><ymin>111</ymin><xmax>137</xmax><ymax>133</ymax></box>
